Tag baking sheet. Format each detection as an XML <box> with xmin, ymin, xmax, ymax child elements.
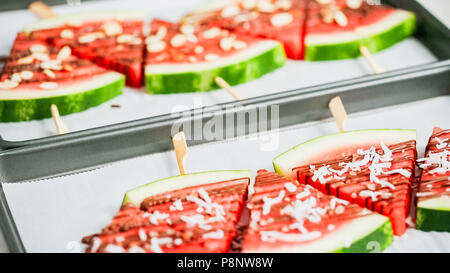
<box><xmin>2</xmin><ymin>95</ymin><xmax>449</xmax><ymax>253</ymax></box>
<box><xmin>0</xmin><ymin>0</ymin><xmax>439</xmax><ymax>141</ymax></box>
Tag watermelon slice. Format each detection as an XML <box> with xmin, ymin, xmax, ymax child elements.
<box><xmin>23</xmin><ymin>11</ymin><xmax>145</xmax><ymax>87</ymax></box>
<box><xmin>241</xmin><ymin>170</ymin><xmax>393</xmax><ymax>252</ymax></box>
<box><xmin>184</xmin><ymin>0</ymin><xmax>308</xmax><ymax>59</ymax></box>
<box><xmin>144</xmin><ymin>19</ymin><xmax>286</xmax><ymax>94</ymax></box>
<box><xmin>82</xmin><ymin>171</ymin><xmax>251</xmax><ymax>253</ymax></box>
<box><xmin>416</xmin><ymin>127</ymin><xmax>450</xmax><ymax>232</ymax></box>
<box><xmin>304</xmin><ymin>0</ymin><xmax>416</xmax><ymax>61</ymax></box>
<box><xmin>0</xmin><ymin>33</ymin><xmax>124</xmax><ymax>122</ymax></box>
<box><xmin>273</xmin><ymin>129</ymin><xmax>417</xmax><ymax>236</ymax></box>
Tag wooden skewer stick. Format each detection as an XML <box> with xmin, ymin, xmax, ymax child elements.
<box><xmin>51</xmin><ymin>104</ymin><xmax>69</xmax><ymax>135</ymax></box>
<box><xmin>360</xmin><ymin>46</ymin><xmax>386</xmax><ymax>75</ymax></box>
<box><xmin>29</xmin><ymin>1</ymin><xmax>56</xmax><ymax>19</ymax></box>
<box><xmin>215</xmin><ymin>76</ymin><xmax>245</xmax><ymax>101</ymax></box>
<box><xmin>172</xmin><ymin>131</ymin><xmax>188</xmax><ymax>175</ymax></box>
<box><xmin>328</xmin><ymin>96</ymin><xmax>348</xmax><ymax>133</ymax></box>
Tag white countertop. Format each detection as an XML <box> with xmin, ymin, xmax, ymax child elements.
<box><xmin>0</xmin><ymin>0</ymin><xmax>449</xmax><ymax>253</ymax></box>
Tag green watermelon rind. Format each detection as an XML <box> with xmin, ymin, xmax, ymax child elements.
<box><xmin>0</xmin><ymin>73</ymin><xmax>124</xmax><ymax>122</ymax></box>
<box><xmin>416</xmin><ymin>197</ymin><xmax>450</xmax><ymax>233</ymax></box>
<box><xmin>335</xmin><ymin>218</ymin><xmax>394</xmax><ymax>253</ymax></box>
<box><xmin>305</xmin><ymin>10</ymin><xmax>416</xmax><ymax>61</ymax></box>
<box><xmin>273</xmin><ymin>129</ymin><xmax>417</xmax><ymax>178</ymax></box>
<box><xmin>122</xmin><ymin>170</ymin><xmax>252</xmax><ymax>206</ymax></box>
<box><xmin>145</xmin><ymin>41</ymin><xmax>286</xmax><ymax>94</ymax></box>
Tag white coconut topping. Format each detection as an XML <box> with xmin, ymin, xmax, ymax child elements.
<box><xmin>435</xmin><ymin>137</ymin><xmax>449</xmax><ymax>149</ymax></box>
<box><xmin>30</xmin><ymin>44</ymin><xmax>47</xmax><ymax>54</ymax></box>
<box><xmin>60</xmin><ymin>29</ymin><xmax>74</xmax><ymax>39</ymax></box>
<box><xmin>91</xmin><ymin>237</ymin><xmax>101</xmax><ymax>252</ymax></box>
<box><xmin>174</xmin><ymin>238</ymin><xmax>183</xmax><ymax>246</ymax></box>
<box><xmin>102</xmin><ymin>21</ymin><xmax>123</xmax><ymax>36</ymax></box>
<box><xmin>262</xmin><ymin>190</ymin><xmax>286</xmax><ymax>215</ymax></box>
<box><xmin>147</xmin><ymin>41</ymin><xmax>166</xmax><ymax>53</ymax></box>
<box><xmin>39</xmin><ymin>82</ymin><xmax>58</xmax><ymax>90</ymax></box>
<box><xmin>270</xmin><ymin>12</ymin><xmax>294</xmax><ymax>27</ymax></box>
<box><xmin>128</xmin><ymin>246</ymin><xmax>146</xmax><ymax>253</ymax></box>
<box><xmin>20</xmin><ymin>70</ymin><xmax>34</xmax><ymax>80</ymax></box>
<box><xmin>104</xmin><ymin>244</ymin><xmax>125</xmax><ymax>253</ymax></box>
<box><xmin>170</xmin><ymin>34</ymin><xmax>187</xmax><ymax>47</ymax></box>
<box><xmin>138</xmin><ymin>229</ymin><xmax>147</xmax><ymax>241</ymax></box>
<box><xmin>57</xmin><ymin>46</ymin><xmax>71</xmax><ymax>61</ymax></box>
<box><xmin>202</xmin><ymin>27</ymin><xmax>221</xmax><ymax>39</ymax></box>
<box><xmin>170</xmin><ymin>199</ymin><xmax>184</xmax><ymax>211</ymax></box>
<box><xmin>346</xmin><ymin>0</ymin><xmax>362</xmax><ymax>9</ymax></box>
<box><xmin>257</xmin><ymin>0</ymin><xmax>276</xmax><ymax>13</ymax></box>
<box><xmin>115</xmin><ymin>236</ymin><xmax>125</xmax><ymax>243</ymax></box>
<box><xmin>143</xmin><ymin>210</ymin><xmax>170</xmax><ymax>225</ymax></box>
<box><xmin>296</xmin><ymin>190</ymin><xmax>310</xmax><ymax>200</ymax></box>
<box><xmin>197</xmin><ymin>188</ymin><xmax>211</xmax><ymax>203</ymax></box>
<box><xmin>202</xmin><ymin>229</ymin><xmax>224</xmax><ymax>239</ymax></box>
<box><xmin>260</xmin><ymin>230</ymin><xmax>321</xmax><ymax>243</ymax></box>
<box><xmin>221</xmin><ymin>5</ymin><xmax>240</xmax><ymax>18</ymax></box>
<box><xmin>284</xmin><ymin>182</ymin><xmax>297</xmax><ymax>192</ymax></box>
<box><xmin>204</xmin><ymin>53</ymin><xmax>220</xmax><ymax>62</ymax></box>
<box><xmin>417</xmin><ymin>150</ymin><xmax>450</xmax><ymax>174</ymax></box>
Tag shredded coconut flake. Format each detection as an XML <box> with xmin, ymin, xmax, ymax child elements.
<box><xmin>202</xmin><ymin>229</ymin><xmax>224</xmax><ymax>239</ymax></box>
<box><xmin>262</xmin><ymin>190</ymin><xmax>285</xmax><ymax>215</ymax></box>
<box><xmin>284</xmin><ymin>182</ymin><xmax>297</xmax><ymax>192</ymax></box>
<box><xmin>170</xmin><ymin>199</ymin><xmax>184</xmax><ymax>211</ymax></box>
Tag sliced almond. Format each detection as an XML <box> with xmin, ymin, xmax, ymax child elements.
<box><xmin>17</xmin><ymin>55</ymin><xmax>34</xmax><ymax>64</ymax></box>
<box><xmin>242</xmin><ymin>0</ymin><xmax>257</xmax><ymax>9</ymax></box>
<box><xmin>60</xmin><ymin>29</ymin><xmax>74</xmax><ymax>39</ymax></box>
<box><xmin>155</xmin><ymin>26</ymin><xmax>167</xmax><ymax>40</ymax></box>
<box><xmin>346</xmin><ymin>0</ymin><xmax>362</xmax><ymax>9</ymax></box>
<box><xmin>78</xmin><ymin>34</ymin><xmax>96</xmax><ymax>44</ymax></box>
<box><xmin>188</xmin><ymin>56</ymin><xmax>197</xmax><ymax>63</ymax></box>
<box><xmin>32</xmin><ymin>52</ymin><xmax>50</xmax><ymax>62</ymax></box>
<box><xmin>147</xmin><ymin>41</ymin><xmax>166</xmax><ymax>53</ymax></box>
<box><xmin>20</xmin><ymin>70</ymin><xmax>34</xmax><ymax>80</ymax></box>
<box><xmin>40</xmin><ymin>60</ymin><xmax>62</xmax><ymax>71</ymax></box>
<box><xmin>194</xmin><ymin>46</ymin><xmax>204</xmax><ymax>54</ymax></box>
<box><xmin>334</xmin><ymin>10</ymin><xmax>348</xmax><ymax>27</ymax></box>
<box><xmin>43</xmin><ymin>69</ymin><xmax>56</xmax><ymax>79</ymax></box>
<box><xmin>202</xmin><ymin>27</ymin><xmax>221</xmax><ymax>39</ymax></box>
<box><xmin>117</xmin><ymin>34</ymin><xmax>137</xmax><ymax>44</ymax></box>
<box><xmin>39</xmin><ymin>82</ymin><xmax>58</xmax><ymax>90</ymax></box>
<box><xmin>233</xmin><ymin>40</ymin><xmax>247</xmax><ymax>50</ymax></box>
<box><xmin>275</xmin><ymin>0</ymin><xmax>292</xmax><ymax>10</ymax></box>
<box><xmin>30</xmin><ymin>44</ymin><xmax>48</xmax><ymax>54</ymax></box>
<box><xmin>63</xmin><ymin>64</ymin><xmax>73</xmax><ymax>72</ymax></box>
<box><xmin>102</xmin><ymin>21</ymin><xmax>123</xmax><ymax>36</ymax></box>
<box><xmin>186</xmin><ymin>34</ymin><xmax>198</xmax><ymax>43</ymax></box>
<box><xmin>270</xmin><ymin>12</ymin><xmax>293</xmax><ymax>27</ymax></box>
<box><xmin>204</xmin><ymin>53</ymin><xmax>219</xmax><ymax>62</ymax></box>
<box><xmin>234</xmin><ymin>11</ymin><xmax>259</xmax><ymax>23</ymax></box>
<box><xmin>11</xmin><ymin>73</ymin><xmax>22</xmax><ymax>83</ymax></box>
<box><xmin>257</xmin><ymin>0</ymin><xmax>276</xmax><ymax>13</ymax></box>
<box><xmin>316</xmin><ymin>0</ymin><xmax>333</xmax><ymax>4</ymax></box>
<box><xmin>219</xmin><ymin>37</ymin><xmax>234</xmax><ymax>51</ymax></box>
<box><xmin>0</xmin><ymin>80</ymin><xmax>19</xmax><ymax>89</ymax></box>
<box><xmin>145</xmin><ymin>35</ymin><xmax>161</xmax><ymax>45</ymax></box>
<box><xmin>221</xmin><ymin>5</ymin><xmax>240</xmax><ymax>18</ymax></box>
<box><xmin>57</xmin><ymin>46</ymin><xmax>71</xmax><ymax>61</ymax></box>
<box><xmin>170</xmin><ymin>34</ymin><xmax>187</xmax><ymax>47</ymax></box>
<box><xmin>180</xmin><ymin>24</ymin><xmax>195</xmax><ymax>35</ymax></box>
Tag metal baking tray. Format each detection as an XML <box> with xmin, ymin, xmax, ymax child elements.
<box><xmin>0</xmin><ymin>0</ymin><xmax>449</xmax><ymax>252</ymax></box>
<box><xmin>0</xmin><ymin>0</ymin><xmax>449</xmax><ymax>143</ymax></box>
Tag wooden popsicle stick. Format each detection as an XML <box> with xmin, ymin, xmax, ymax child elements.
<box><xmin>215</xmin><ymin>76</ymin><xmax>245</xmax><ymax>101</ymax></box>
<box><xmin>328</xmin><ymin>96</ymin><xmax>348</xmax><ymax>133</ymax></box>
<box><xmin>359</xmin><ymin>46</ymin><xmax>386</xmax><ymax>75</ymax></box>
<box><xmin>51</xmin><ymin>104</ymin><xmax>69</xmax><ymax>135</ymax></box>
<box><xmin>172</xmin><ymin>131</ymin><xmax>188</xmax><ymax>175</ymax></box>
<box><xmin>29</xmin><ymin>1</ymin><xmax>56</xmax><ymax>19</ymax></box>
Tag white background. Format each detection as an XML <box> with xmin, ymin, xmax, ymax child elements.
<box><xmin>0</xmin><ymin>0</ymin><xmax>449</xmax><ymax>252</ymax></box>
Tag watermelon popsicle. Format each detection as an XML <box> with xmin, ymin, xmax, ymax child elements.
<box><xmin>416</xmin><ymin>127</ymin><xmax>450</xmax><ymax>232</ymax></box>
<box><xmin>273</xmin><ymin>129</ymin><xmax>417</xmax><ymax>236</ymax></box>
<box><xmin>241</xmin><ymin>170</ymin><xmax>393</xmax><ymax>252</ymax></box>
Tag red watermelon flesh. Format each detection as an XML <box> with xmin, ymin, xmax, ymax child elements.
<box><xmin>37</xmin><ymin>20</ymin><xmax>145</xmax><ymax>87</ymax></box>
<box><xmin>82</xmin><ymin>178</ymin><xmax>248</xmax><ymax>253</ymax></box>
<box><xmin>417</xmin><ymin>128</ymin><xmax>450</xmax><ymax>201</ymax></box>
<box><xmin>1</xmin><ymin>33</ymin><xmax>111</xmax><ymax>91</ymax></box>
<box><xmin>241</xmin><ymin>170</ymin><xmax>378</xmax><ymax>252</ymax></box>
<box><xmin>293</xmin><ymin>140</ymin><xmax>417</xmax><ymax>236</ymax></box>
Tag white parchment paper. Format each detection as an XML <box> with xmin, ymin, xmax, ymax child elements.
<box><xmin>2</xmin><ymin>95</ymin><xmax>449</xmax><ymax>253</ymax></box>
<box><xmin>0</xmin><ymin>0</ymin><xmax>439</xmax><ymax>141</ymax></box>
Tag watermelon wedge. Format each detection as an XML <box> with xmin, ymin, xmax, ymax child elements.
<box><xmin>304</xmin><ymin>0</ymin><xmax>416</xmax><ymax>61</ymax></box>
<box><xmin>241</xmin><ymin>170</ymin><xmax>393</xmax><ymax>253</ymax></box>
<box><xmin>144</xmin><ymin>19</ymin><xmax>286</xmax><ymax>94</ymax></box>
<box><xmin>0</xmin><ymin>33</ymin><xmax>124</xmax><ymax>122</ymax></box>
<box><xmin>23</xmin><ymin>11</ymin><xmax>145</xmax><ymax>87</ymax></box>
<box><xmin>82</xmin><ymin>171</ymin><xmax>251</xmax><ymax>253</ymax></box>
<box><xmin>273</xmin><ymin>129</ymin><xmax>417</xmax><ymax>236</ymax></box>
<box><xmin>416</xmin><ymin>127</ymin><xmax>450</xmax><ymax>232</ymax></box>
